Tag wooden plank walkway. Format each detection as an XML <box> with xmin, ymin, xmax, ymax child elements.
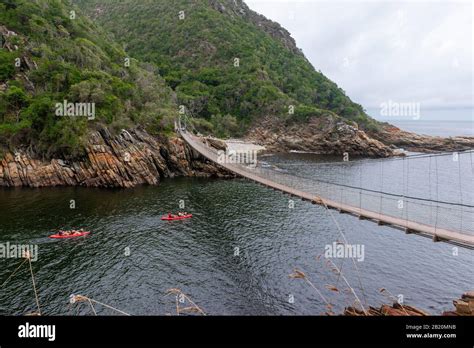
<box><xmin>180</xmin><ymin>130</ymin><xmax>474</xmax><ymax>248</ymax></box>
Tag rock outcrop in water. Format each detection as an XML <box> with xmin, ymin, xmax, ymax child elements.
<box><xmin>443</xmin><ymin>291</ymin><xmax>474</xmax><ymax>316</ymax></box>
<box><xmin>0</xmin><ymin>129</ymin><xmax>231</xmax><ymax>188</ymax></box>
<box><xmin>345</xmin><ymin>290</ymin><xmax>474</xmax><ymax>316</ymax></box>
<box><xmin>371</xmin><ymin>125</ymin><xmax>474</xmax><ymax>153</ymax></box>
<box><xmin>245</xmin><ymin>116</ymin><xmax>395</xmax><ymax>157</ymax></box>
<box><xmin>344</xmin><ymin>303</ymin><xmax>429</xmax><ymax>316</ymax></box>
<box><xmin>245</xmin><ymin>116</ymin><xmax>474</xmax><ymax>156</ymax></box>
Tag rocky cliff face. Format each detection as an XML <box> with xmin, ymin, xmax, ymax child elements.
<box><xmin>245</xmin><ymin>116</ymin><xmax>395</xmax><ymax>157</ymax></box>
<box><xmin>245</xmin><ymin>116</ymin><xmax>474</xmax><ymax>156</ymax></box>
<box><xmin>0</xmin><ymin>129</ymin><xmax>230</xmax><ymax>188</ymax></box>
<box><xmin>2</xmin><ymin>121</ymin><xmax>472</xmax><ymax>188</ymax></box>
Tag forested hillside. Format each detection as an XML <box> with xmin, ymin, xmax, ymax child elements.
<box><xmin>74</xmin><ymin>0</ymin><xmax>380</xmax><ymax>138</ymax></box>
<box><xmin>0</xmin><ymin>0</ymin><xmax>177</xmax><ymax>158</ymax></box>
<box><xmin>1</xmin><ymin>0</ymin><xmax>470</xmax><ymax>188</ymax></box>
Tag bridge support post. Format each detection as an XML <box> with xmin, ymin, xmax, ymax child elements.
<box><xmin>405</xmin><ymin>228</ymin><xmax>415</xmax><ymax>234</ymax></box>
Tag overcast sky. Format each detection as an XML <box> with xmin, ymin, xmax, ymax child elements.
<box><xmin>246</xmin><ymin>0</ymin><xmax>473</xmax><ymax>112</ymax></box>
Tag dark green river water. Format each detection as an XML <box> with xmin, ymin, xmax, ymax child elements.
<box><xmin>0</xmin><ymin>153</ymin><xmax>472</xmax><ymax>315</ymax></box>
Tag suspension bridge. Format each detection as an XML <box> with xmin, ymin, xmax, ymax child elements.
<box><xmin>176</xmin><ymin>117</ymin><xmax>474</xmax><ymax>249</ymax></box>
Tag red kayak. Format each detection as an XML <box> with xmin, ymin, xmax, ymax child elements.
<box><xmin>161</xmin><ymin>214</ymin><xmax>193</xmax><ymax>221</ymax></box>
<box><xmin>49</xmin><ymin>231</ymin><xmax>90</xmax><ymax>239</ymax></box>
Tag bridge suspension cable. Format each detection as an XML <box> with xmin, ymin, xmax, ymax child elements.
<box><xmin>268</xmin><ymin>149</ymin><xmax>474</xmax><ymax>168</ymax></box>
<box><xmin>178</xmin><ymin>120</ymin><xmax>474</xmax><ymax>249</ymax></box>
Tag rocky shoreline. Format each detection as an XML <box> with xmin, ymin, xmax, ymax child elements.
<box><xmin>0</xmin><ymin>128</ymin><xmax>231</xmax><ymax>188</ymax></box>
<box><xmin>371</xmin><ymin>124</ymin><xmax>474</xmax><ymax>153</ymax></box>
<box><xmin>245</xmin><ymin>116</ymin><xmax>395</xmax><ymax>157</ymax></box>
<box><xmin>246</xmin><ymin>116</ymin><xmax>474</xmax><ymax>156</ymax></box>
<box><xmin>1</xmin><ymin>119</ymin><xmax>473</xmax><ymax>188</ymax></box>
<box><xmin>344</xmin><ymin>291</ymin><xmax>474</xmax><ymax>316</ymax></box>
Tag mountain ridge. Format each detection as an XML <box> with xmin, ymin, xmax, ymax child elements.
<box><xmin>74</xmin><ymin>0</ymin><xmax>381</xmax><ymax>138</ymax></box>
<box><xmin>1</xmin><ymin>0</ymin><xmax>472</xmax><ymax>188</ymax></box>
<box><xmin>208</xmin><ymin>0</ymin><xmax>304</xmax><ymax>56</ymax></box>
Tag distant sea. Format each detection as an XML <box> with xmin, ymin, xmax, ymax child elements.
<box><xmin>366</xmin><ymin>107</ymin><xmax>473</xmax><ymax>137</ymax></box>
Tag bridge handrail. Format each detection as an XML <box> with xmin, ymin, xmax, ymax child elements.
<box><xmin>178</xmin><ymin>119</ymin><xmax>474</xmax><ymax>247</ymax></box>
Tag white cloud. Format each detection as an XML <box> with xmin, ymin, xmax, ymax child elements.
<box><xmin>246</xmin><ymin>0</ymin><xmax>473</xmax><ymax>109</ymax></box>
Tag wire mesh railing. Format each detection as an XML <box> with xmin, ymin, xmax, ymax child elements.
<box><xmin>179</xmin><ymin>116</ymin><xmax>474</xmax><ymax>241</ymax></box>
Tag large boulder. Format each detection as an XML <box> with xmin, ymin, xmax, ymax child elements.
<box><xmin>205</xmin><ymin>137</ymin><xmax>228</xmax><ymax>151</ymax></box>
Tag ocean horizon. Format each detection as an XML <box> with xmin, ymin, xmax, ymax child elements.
<box><xmin>367</xmin><ymin>107</ymin><xmax>474</xmax><ymax>137</ymax></box>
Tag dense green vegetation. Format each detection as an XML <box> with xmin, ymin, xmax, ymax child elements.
<box><xmin>75</xmin><ymin>0</ymin><xmax>380</xmax><ymax>137</ymax></box>
<box><xmin>1</xmin><ymin>0</ymin><xmax>381</xmax><ymax>158</ymax></box>
<box><xmin>0</xmin><ymin>0</ymin><xmax>177</xmax><ymax>158</ymax></box>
